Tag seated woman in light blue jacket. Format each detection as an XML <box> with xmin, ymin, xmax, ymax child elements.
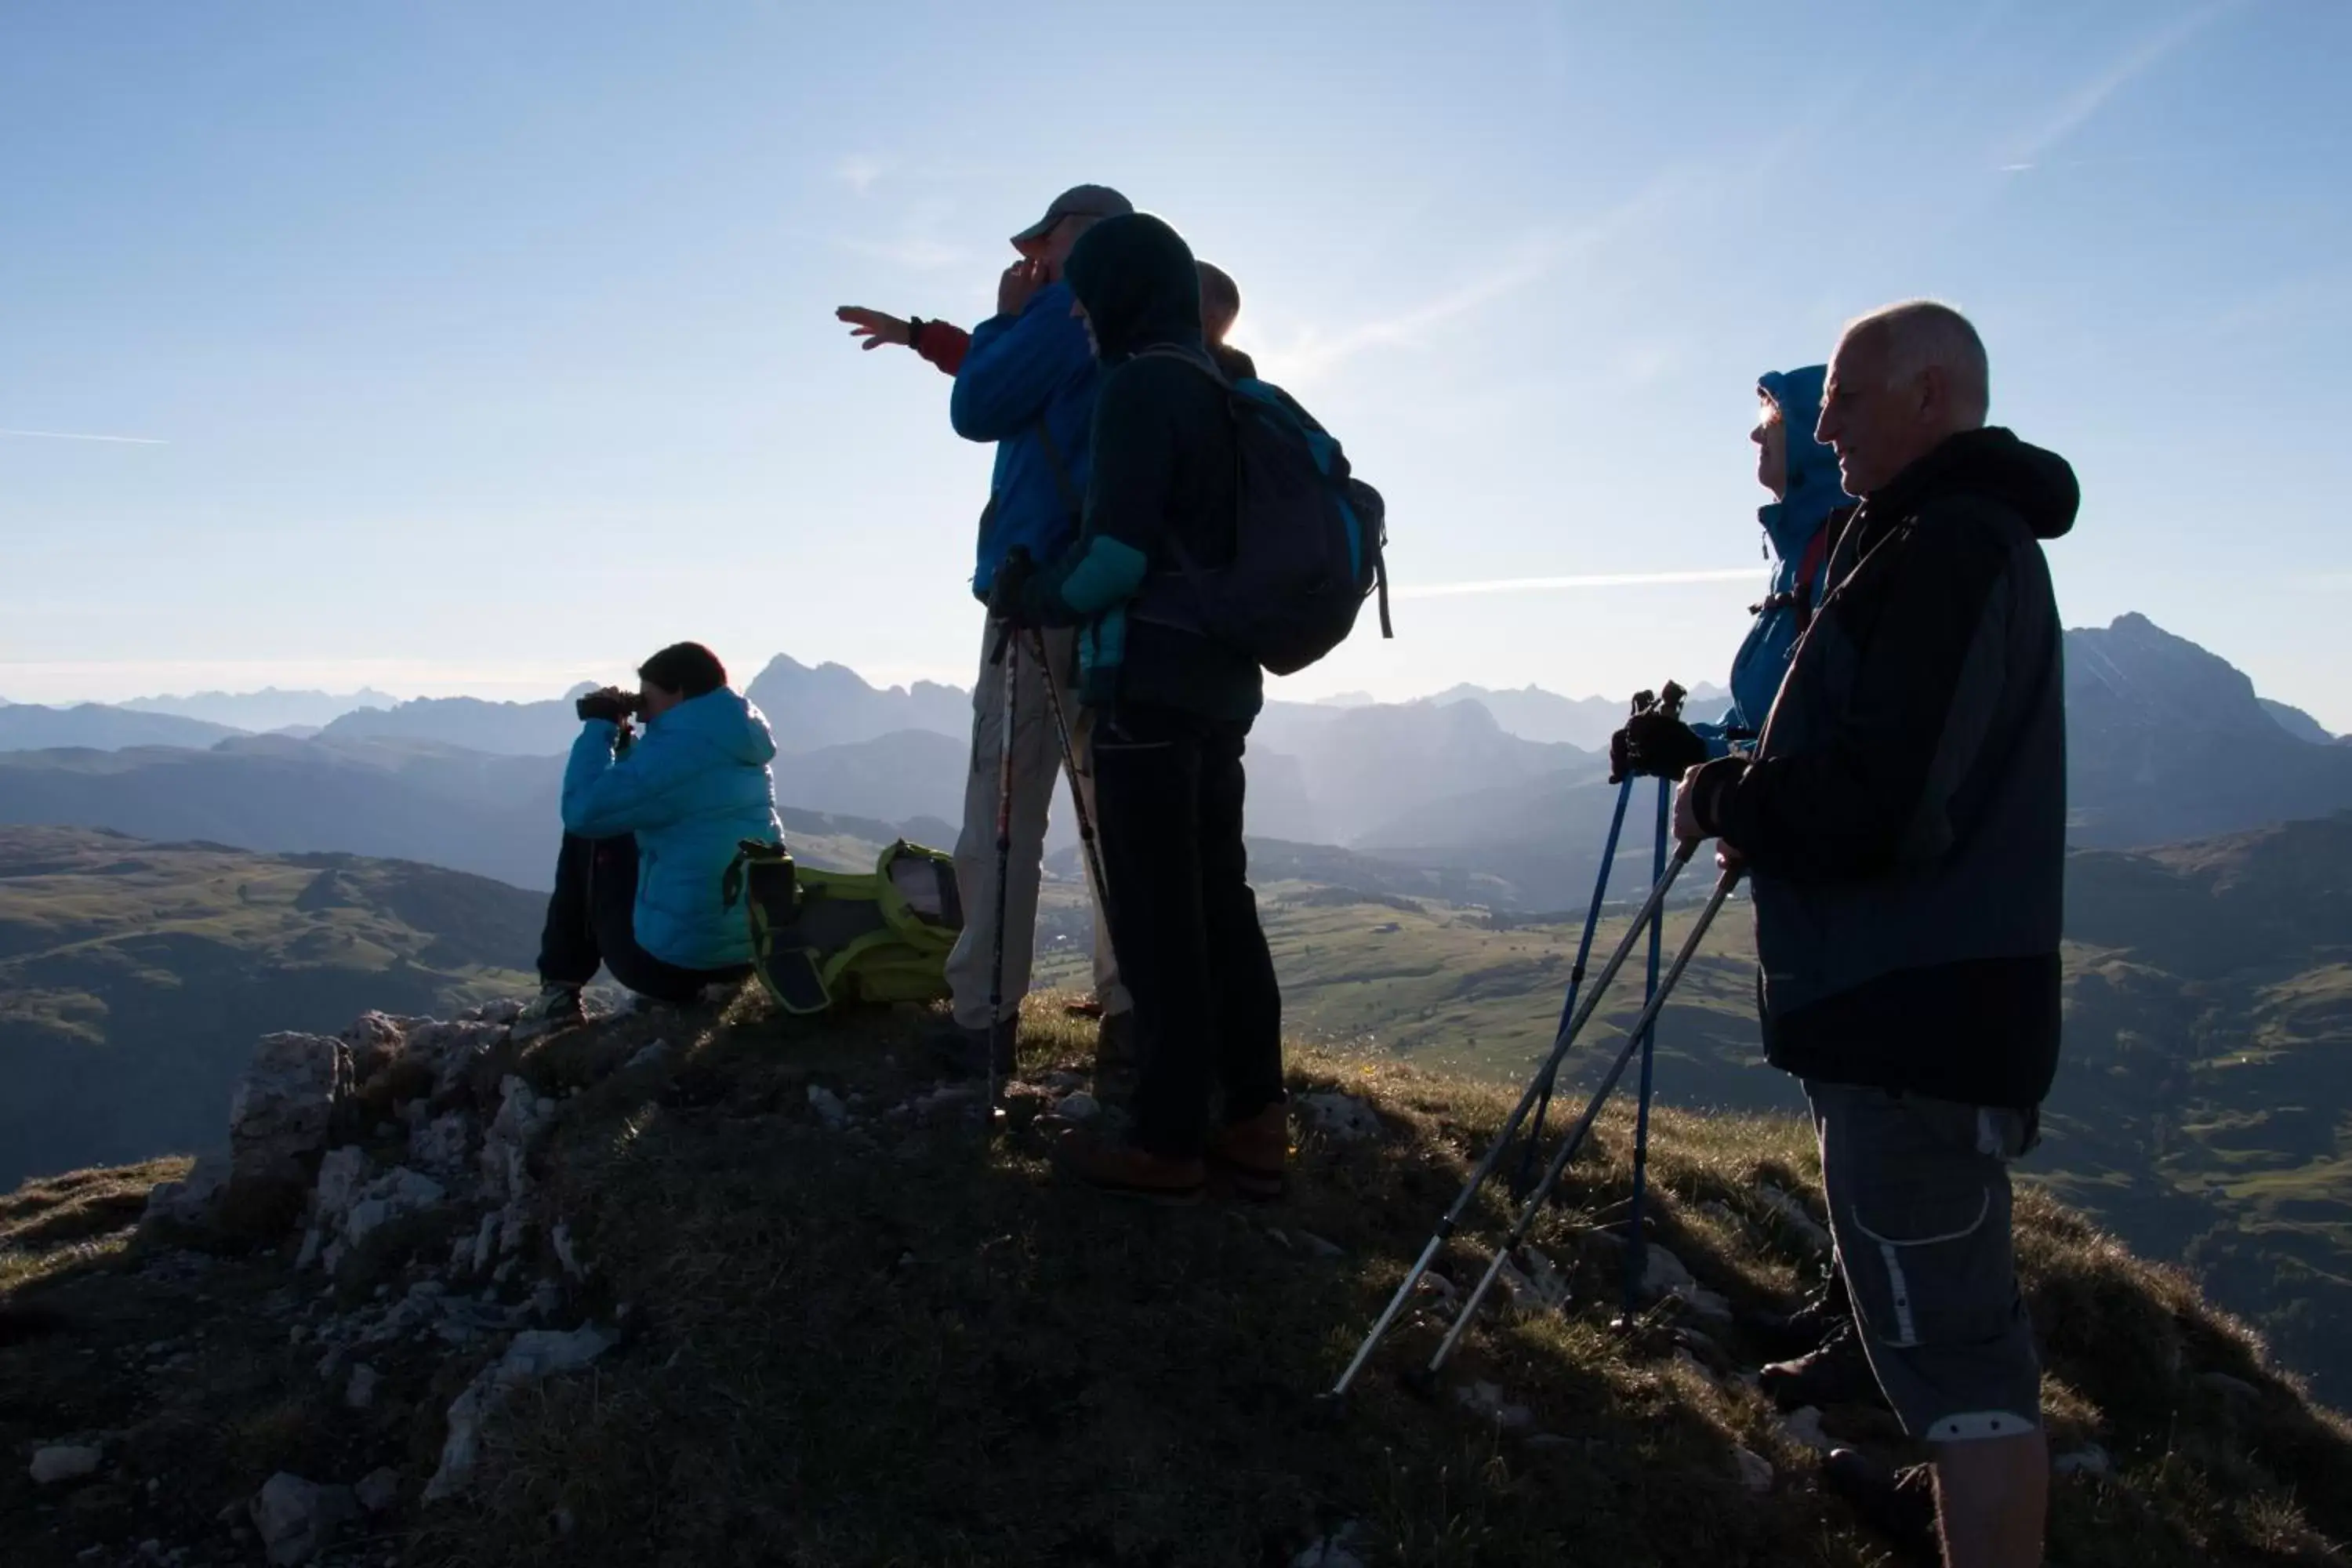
<box><xmin>524</xmin><ymin>641</ymin><xmax>782</xmax><ymax>1024</ymax></box>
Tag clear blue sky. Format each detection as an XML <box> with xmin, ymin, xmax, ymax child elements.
<box><xmin>5</xmin><ymin>2</ymin><xmax>2347</xmax><ymax>726</ymax></box>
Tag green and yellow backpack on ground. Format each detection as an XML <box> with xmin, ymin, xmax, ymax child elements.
<box><xmin>723</xmin><ymin>839</ymin><xmax>963</xmax><ymax>1015</ymax></box>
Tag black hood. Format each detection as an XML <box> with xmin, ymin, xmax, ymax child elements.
<box><xmin>1064</xmin><ymin>212</ymin><xmax>1203</xmax><ymax>364</ymax></box>
<box><xmin>1881</xmin><ymin>426</ymin><xmax>2079</xmax><ymax>541</ymax></box>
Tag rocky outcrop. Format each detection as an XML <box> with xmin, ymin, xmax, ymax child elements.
<box><xmin>122</xmin><ymin>999</ymin><xmax>634</xmax><ymax>1543</ymax></box>
<box><xmin>221</xmin><ymin>1033</ymin><xmax>354</xmax><ymax>1232</ymax></box>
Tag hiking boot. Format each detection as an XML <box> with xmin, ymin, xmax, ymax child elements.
<box><xmin>1207</xmin><ymin>1102</ymin><xmax>1290</xmax><ymax>1201</ymax></box>
<box><xmin>514</xmin><ymin>984</ymin><xmax>586</xmax><ymax>1037</ymax></box>
<box><xmin>928</xmin><ymin>1018</ymin><xmax>1017</xmax><ymax>1082</ymax></box>
<box><xmin>1062</xmin><ymin>996</ymin><xmax>1108</xmax><ymax>1021</ymax></box>
<box><xmin>1051</xmin><ymin>1128</ymin><xmax>1206</xmax><ymax>1206</ymax></box>
<box><xmin>1745</xmin><ymin>1270</ymin><xmax>1855</xmax><ymax>1361</ymax></box>
<box><xmin>1824</xmin><ymin>1447</ymin><xmax>1940</xmax><ymax>1565</ymax></box>
<box><xmin>1759</xmin><ymin>1318</ymin><xmax>1887</xmax><ymax>1411</ymax></box>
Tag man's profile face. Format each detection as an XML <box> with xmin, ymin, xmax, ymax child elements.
<box><xmin>1024</xmin><ymin>215</ymin><xmax>1091</xmax><ymax>278</ymax></box>
<box><xmin>1817</xmin><ymin>332</ymin><xmax>1905</xmax><ymax>499</ymax></box>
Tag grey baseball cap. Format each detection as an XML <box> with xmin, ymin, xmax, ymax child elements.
<box><xmin>1011</xmin><ymin>183</ymin><xmax>1134</xmax><ymax>249</ymax></box>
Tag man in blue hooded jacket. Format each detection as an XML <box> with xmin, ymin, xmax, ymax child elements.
<box><xmin>1613</xmin><ymin>365</ymin><xmax>1853</xmax><ymax>780</ymax></box>
<box><xmin>522</xmin><ymin>641</ymin><xmax>783</xmax><ymax>1025</ymax></box>
<box><xmin>1610</xmin><ymin>366</ymin><xmax>1869</xmax><ymax>1399</ymax></box>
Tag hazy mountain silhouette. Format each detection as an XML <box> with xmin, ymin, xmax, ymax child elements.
<box><xmin>744</xmin><ymin>655</ymin><xmax>968</xmax><ymax>751</ymax></box>
<box><xmin>320</xmin><ymin>696</ymin><xmax>582</xmax><ymax>756</ymax></box>
<box><xmin>0</xmin><ymin>703</ymin><xmax>246</xmax><ymax>752</ymax></box>
<box><xmin>0</xmin><ymin>727</ymin><xmax>971</xmax><ymax>891</ymax></box>
<box><xmin>1319</xmin><ymin>616</ymin><xmax>2352</xmax><ymax>907</ymax></box>
<box><xmin>1421</xmin><ymin>681</ymin><xmax>1732</xmax><ymax>750</ymax></box>
<box><xmin>6</xmin><ymin>619</ymin><xmax>2339</xmax><ymax>901</ymax></box>
<box><xmin>2259</xmin><ymin>697</ymin><xmax>2334</xmax><ymax>744</ymax></box>
<box><xmin>1248</xmin><ymin>698</ymin><xmax>1592</xmax><ymax>844</ymax></box>
<box><xmin>122</xmin><ymin>687</ymin><xmax>401</xmax><ymax>732</ymax></box>
<box><xmin>306</xmin><ymin>657</ymin><xmax>970</xmax><ymax>759</ymax></box>
<box><xmin>2067</xmin><ymin>614</ymin><xmax>2352</xmax><ymax>846</ymax></box>
<box><xmin>0</xmin><ymin>737</ymin><xmax>562</xmax><ymax>890</ymax></box>
<box><xmin>770</xmin><ymin>728</ymin><xmax>967</xmax><ymax>826</ymax></box>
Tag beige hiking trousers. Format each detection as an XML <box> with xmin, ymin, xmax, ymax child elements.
<box><xmin>945</xmin><ymin>618</ymin><xmax>1126</xmax><ymax>1028</ymax></box>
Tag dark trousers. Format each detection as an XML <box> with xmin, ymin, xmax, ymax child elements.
<box><xmin>537</xmin><ymin>833</ymin><xmax>748</xmax><ymax>1004</ymax></box>
<box><xmin>1094</xmin><ymin>702</ymin><xmax>1284</xmax><ymax>1160</ymax></box>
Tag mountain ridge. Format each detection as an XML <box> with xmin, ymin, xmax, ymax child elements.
<box><xmin>122</xmin><ymin>687</ymin><xmax>403</xmax><ymax>732</ymax></box>
<box><xmin>5</xmin><ymin>614</ymin><xmax>2343</xmax><ymax>903</ymax></box>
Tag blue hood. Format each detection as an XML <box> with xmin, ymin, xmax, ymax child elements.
<box><xmin>648</xmin><ymin>688</ymin><xmax>779</xmax><ymax>766</ymax></box>
<box><xmin>1686</xmin><ymin>367</ymin><xmax>1853</xmax><ymax>757</ymax></box>
<box><xmin>1756</xmin><ymin>365</ymin><xmax>1849</xmax><ymax>560</ymax></box>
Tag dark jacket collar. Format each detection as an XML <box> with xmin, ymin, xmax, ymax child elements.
<box><xmin>1862</xmin><ymin>427</ymin><xmax>2080</xmax><ymax>542</ymax></box>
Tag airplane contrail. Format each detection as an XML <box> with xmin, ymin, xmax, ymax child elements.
<box><xmin>0</xmin><ymin>427</ymin><xmax>169</xmax><ymax>445</ymax></box>
<box><xmin>1396</xmin><ymin>567</ymin><xmax>1759</xmax><ymax>600</ymax></box>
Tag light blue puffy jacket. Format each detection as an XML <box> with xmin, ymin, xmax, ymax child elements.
<box><xmin>561</xmin><ymin>688</ymin><xmax>782</xmax><ymax>970</ymax></box>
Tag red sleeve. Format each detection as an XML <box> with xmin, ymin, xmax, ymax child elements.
<box><xmin>912</xmin><ymin>321</ymin><xmax>969</xmax><ymax>376</ymax></box>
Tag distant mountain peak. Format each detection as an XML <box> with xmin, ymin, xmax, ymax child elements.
<box><xmin>2067</xmin><ymin>613</ymin><xmax>2274</xmax><ymax>739</ymax></box>
<box><xmin>745</xmin><ymin>654</ymin><xmax>968</xmax><ymax>753</ymax></box>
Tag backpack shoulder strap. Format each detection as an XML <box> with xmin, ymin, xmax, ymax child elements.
<box><xmin>1791</xmin><ymin>506</ymin><xmax>1849</xmax><ymax>635</ymax></box>
<box><xmin>1121</xmin><ymin>346</ymin><xmax>1236</xmax><ymax>593</ymax></box>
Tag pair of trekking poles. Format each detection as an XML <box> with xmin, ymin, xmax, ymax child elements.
<box><xmin>1328</xmin><ymin>683</ymin><xmax>1748</xmax><ymax>1400</ymax></box>
<box><xmin>981</xmin><ymin>624</ymin><xmax>1115</xmax><ymax>1125</ymax></box>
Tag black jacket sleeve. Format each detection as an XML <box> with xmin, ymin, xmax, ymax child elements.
<box><xmin>1693</xmin><ymin>502</ymin><xmax>2017</xmax><ymax>884</ymax></box>
<box><xmin>1022</xmin><ymin>361</ymin><xmax>1173</xmax><ymax>626</ymax></box>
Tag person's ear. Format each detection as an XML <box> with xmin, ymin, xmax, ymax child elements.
<box><xmin>1916</xmin><ymin>365</ymin><xmax>1946</xmax><ymax>423</ymax></box>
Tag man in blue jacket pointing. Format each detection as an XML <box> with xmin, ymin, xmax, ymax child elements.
<box><xmin>938</xmin><ymin>185</ymin><xmax>1138</xmax><ymax>1074</ymax></box>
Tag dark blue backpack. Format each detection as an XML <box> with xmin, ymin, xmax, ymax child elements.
<box><xmin>1134</xmin><ymin>350</ymin><xmax>1392</xmax><ymax>677</ymax></box>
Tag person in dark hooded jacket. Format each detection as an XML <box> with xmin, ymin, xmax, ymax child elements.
<box><xmin>1675</xmin><ymin>300</ymin><xmax>2075</xmax><ymax>1568</ymax></box>
<box><xmin>990</xmin><ymin>212</ymin><xmax>1285</xmax><ymax>1203</ymax></box>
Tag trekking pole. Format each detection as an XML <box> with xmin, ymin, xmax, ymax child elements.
<box><xmin>1511</xmin><ymin>681</ymin><xmax>1682</xmax><ymax>1203</ymax></box>
<box><xmin>983</xmin><ymin>623</ymin><xmax>1021</xmax><ymax>1134</ymax></box>
<box><xmin>1025</xmin><ymin>630</ymin><xmax>1115</xmax><ymax>938</ymax></box>
<box><xmin>1621</xmin><ymin>777</ymin><xmax>1671</xmax><ymax>1314</ymax></box>
<box><xmin>1428</xmin><ymin>858</ymin><xmax>1746</xmax><ymax>1375</ymax></box>
<box><xmin>1507</xmin><ymin>774</ymin><xmax>1635</xmax><ymax>1203</ymax></box>
<box><xmin>1326</xmin><ymin>837</ymin><xmax>1702</xmax><ymax>1402</ymax></box>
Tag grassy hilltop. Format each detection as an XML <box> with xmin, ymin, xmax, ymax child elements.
<box><xmin>3</xmin><ymin>990</ymin><xmax>2349</xmax><ymax>1566</ymax></box>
